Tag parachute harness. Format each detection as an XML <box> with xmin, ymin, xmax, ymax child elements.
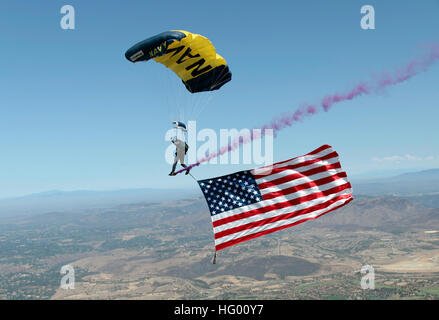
<box><xmin>186</xmin><ymin>171</ymin><xmax>197</xmax><ymax>182</ymax></box>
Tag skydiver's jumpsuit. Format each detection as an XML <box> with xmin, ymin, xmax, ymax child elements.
<box><xmin>170</xmin><ymin>138</ymin><xmax>189</xmax><ymax>175</ymax></box>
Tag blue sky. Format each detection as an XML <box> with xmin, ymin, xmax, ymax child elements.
<box><xmin>1</xmin><ymin>0</ymin><xmax>438</xmax><ymax>198</ymax></box>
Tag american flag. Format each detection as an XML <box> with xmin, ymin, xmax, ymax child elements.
<box><xmin>197</xmin><ymin>145</ymin><xmax>354</xmax><ymax>251</ymax></box>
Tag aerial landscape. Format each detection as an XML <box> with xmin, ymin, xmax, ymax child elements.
<box><xmin>1</xmin><ymin>170</ymin><xmax>439</xmax><ymax>300</ymax></box>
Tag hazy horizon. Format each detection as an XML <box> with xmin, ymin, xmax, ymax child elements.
<box><xmin>1</xmin><ymin>166</ymin><xmax>438</xmax><ymax>200</ymax></box>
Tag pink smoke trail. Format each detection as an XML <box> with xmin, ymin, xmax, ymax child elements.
<box><xmin>175</xmin><ymin>43</ymin><xmax>439</xmax><ymax>175</ymax></box>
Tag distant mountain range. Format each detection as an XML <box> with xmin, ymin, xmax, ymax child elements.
<box><xmin>352</xmin><ymin>169</ymin><xmax>439</xmax><ymax>196</ymax></box>
<box><xmin>0</xmin><ymin>188</ymin><xmax>198</xmax><ymax>219</ymax></box>
<box><xmin>1</xmin><ymin>168</ymin><xmax>438</xmax><ymax>220</ymax></box>
<box><xmin>312</xmin><ymin>195</ymin><xmax>439</xmax><ymax>233</ymax></box>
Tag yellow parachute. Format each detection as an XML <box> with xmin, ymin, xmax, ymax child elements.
<box><xmin>125</xmin><ymin>30</ymin><xmax>232</xmax><ymax>93</ymax></box>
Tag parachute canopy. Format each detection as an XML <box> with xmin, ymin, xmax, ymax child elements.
<box><xmin>125</xmin><ymin>30</ymin><xmax>232</xmax><ymax>93</ymax></box>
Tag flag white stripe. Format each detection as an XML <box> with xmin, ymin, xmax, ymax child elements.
<box><xmin>213</xmin><ymin>188</ymin><xmax>352</xmax><ymax>234</ymax></box>
<box><xmin>259</xmin><ymin>167</ymin><xmax>345</xmax><ymax>195</ymax></box>
<box><xmin>211</xmin><ymin>178</ymin><xmax>350</xmax><ymax>223</ymax></box>
<box><xmin>214</xmin><ymin>196</ymin><xmax>351</xmax><ymax>246</ymax></box>
<box><xmin>255</xmin><ymin>156</ymin><xmax>340</xmax><ymax>186</ymax></box>
<box><xmin>251</xmin><ymin>146</ymin><xmax>334</xmax><ymax>176</ymax></box>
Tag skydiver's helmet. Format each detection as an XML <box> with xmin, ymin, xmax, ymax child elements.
<box><xmin>172</xmin><ymin>121</ymin><xmax>187</xmax><ymax>141</ymax></box>
<box><xmin>172</xmin><ymin>121</ymin><xmax>187</xmax><ymax>132</ymax></box>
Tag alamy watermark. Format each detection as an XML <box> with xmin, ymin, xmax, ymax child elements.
<box><xmin>165</xmin><ymin>121</ymin><xmax>274</xmax><ymax>168</ymax></box>
<box><xmin>361</xmin><ymin>5</ymin><xmax>375</xmax><ymax>30</ymax></box>
<box><xmin>360</xmin><ymin>264</ymin><xmax>375</xmax><ymax>290</ymax></box>
<box><xmin>59</xmin><ymin>4</ymin><xmax>375</xmax><ymax>31</ymax></box>
<box><xmin>60</xmin><ymin>5</ymin><xmax>75</xmax><ymax>30</ymax></box>
<box><xmin>60</xmin><ymin>264</ymin><xmax>75</xmax><ymax>290</ymax></box>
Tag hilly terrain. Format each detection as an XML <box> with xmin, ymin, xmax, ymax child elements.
<box><xmin>353</xmin><ymin>169</ymin><xmax>439</xmax><ymax>197</ymax></box>
<box><xmin>0</xmin><ymin>188</ymin><xmax>197</xmax><ymax>219</ymax></box>
<box><xmin>0</xmin><ymin>192</ymin><xmax>438</xmax><ymax>300</ymax></box>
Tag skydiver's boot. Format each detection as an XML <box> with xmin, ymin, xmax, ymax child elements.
<box><xmin>169</xmin><ymin>162</ymin><xmax>177</xmax><ymax>176</ymax></box>
<box><xmin>182</xmin><ymin>164</ymin><xmax>191</xmax><ymax>175</ymax></box>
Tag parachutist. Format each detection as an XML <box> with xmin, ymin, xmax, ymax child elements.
<box><xmin>169</xmin><ymin>137</ymin><xmax>190</xmax><ymax>176</ymax></box>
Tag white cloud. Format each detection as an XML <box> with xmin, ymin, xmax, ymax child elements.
<box><xmin>372</xmin><ymin>154</ymin><xmax>437</xmax><ymax>163</ymax></box>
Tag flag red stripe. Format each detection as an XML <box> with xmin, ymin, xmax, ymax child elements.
<box><xmin>257</xmin><ymin>162</ymin><xmax>342</xmax><ymax>190</ymax></box>
<box><xmin>307</xmin><ymin>144</ymin><xmax>333</xmax><ymax>155</ymax></box>
<box><xmin>215</xmin><ymin>197</ymin><xmax>354</xmax><ymax>251</ymax></box>
<box><xmin>253</xmin><ymin>145</ymin><xmax>333</xmax><ymax>171</ymax></box>
<box><xmin>214</xmin><ymin>193</ymin><xmax>353</xmax><ymax>239</ymax></box>
<box><xmin>253</xmin><ymin>151</ymin><xmax>339</xmax><ymax>180</ymax></box>
<box><xmin>212</xmin><ymin>182</ymin><xmax>352</xmax><ymax>227</ymax></box>
<box><xmin>262</xmin><ymin>171</ymin><xmax>348</xmax><ymax>200</ymax></box>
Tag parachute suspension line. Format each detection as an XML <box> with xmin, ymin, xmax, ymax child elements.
<box><xmin>192</xmin><ymin>93</ymin><xmax>214</xmax><ymax>120</ymax></box>
<box><xmin>164</xmin><ymin>67</ymin><xmax>177</xmax><ymax>125</ymax></box>
<box><xmin>172</xmin><ymin>68</ymin><xmax>182</xmax><ymax>123</ymax></box>
<box><xmin>212</xmin><ymin>251</ymin><xmax>217</xmax><ymax>264</ymax></box>
<box><xmin>164</xmin><ymin>67</ymin><xmax>185</xmax><ymax>125</ymax></box>
<box><xmin>188</xmin><ymin>83</ymin><xmax>202</xmax><ymax>121</ymax></box>
<box><xmin>196</xmin><ymin>91</ymin><xmax>215</xmax><ymax>121</ymax></box>
<box><xmin>191</xmin><ymin>62</ymin><xmax>229</xmax><ymax>120</ymax></box>
<box><xmin>179</xmin><ymin>74</ymin><xmax>186</xmax><ymax>123</ymax></box>
<box><xmin>186</xmin><ymin>67</ymin><xmax>216</xmax><ymax>121</ymax></box>
<box><xmin>188</xmin><ymin>70</ymin><xmax>200</xmax><ymax>120</ymax></box>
